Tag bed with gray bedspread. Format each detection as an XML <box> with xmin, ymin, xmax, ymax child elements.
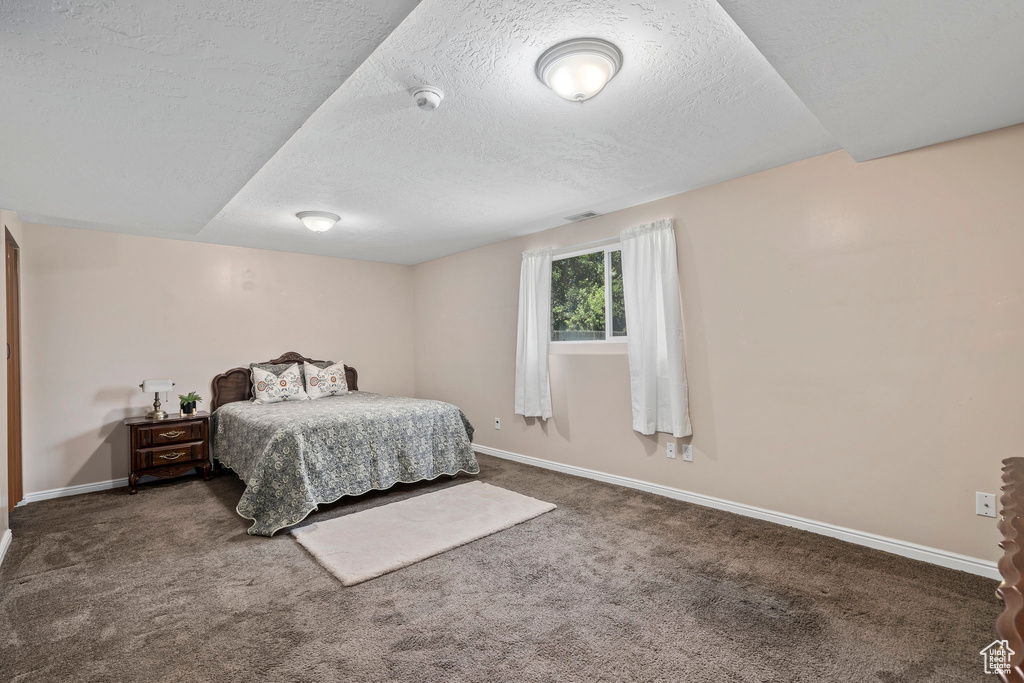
<box><xmin>212</xmin><ymin>392</ymin><xmax>478</xmax><ymax>536</ymax></box>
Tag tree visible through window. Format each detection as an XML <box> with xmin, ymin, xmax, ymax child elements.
<box><xmin>551</xmin><ymin>247</ymin><xmax>627</xmax><ymax>341</ymax></box>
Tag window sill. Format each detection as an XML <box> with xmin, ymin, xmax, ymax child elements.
<box><xmin>550</xmin><ymin>340</ymin><xmax>627</xmax><ymax>355</ymax></box>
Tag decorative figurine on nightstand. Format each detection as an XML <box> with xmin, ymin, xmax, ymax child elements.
<box><xmin>178</xmin><ymin>391</ymin><xmax>203</xmax><ymax>417</ymax></box>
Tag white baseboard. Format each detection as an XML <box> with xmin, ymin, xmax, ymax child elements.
<box><xmin>0</xmin><ymin>528</ymin><xmax>12</xmax><ymax>569</ymax></box>
<box><xmin>12</xmin><ymin>448</ymin><xmax>1000</xmax><ymax>580</ymax></box>
<box><xmin>19</xmin><ymin>477</ymin><xmax>129</xmax><ymax>505</ymax></box>
<box><xmin>474</xmin><ymin>444</ymin><xmax>1000</xmax><ymax>581</ymax></box>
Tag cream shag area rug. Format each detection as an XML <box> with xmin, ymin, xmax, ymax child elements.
<box><xmin>291</xmin><ymin>481</ymin><xmax>556</xmax><ymax>585</ymax></box>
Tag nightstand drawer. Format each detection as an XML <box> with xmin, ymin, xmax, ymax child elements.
<box><xmin>138</xmin><ymin>421</ymin><xmax>204</xmax><ymax>446</ymax></box>
<box><xmin>138</xmin><ymin>442</ymin><xmax>204</xmax><ymax>469</ymax></box>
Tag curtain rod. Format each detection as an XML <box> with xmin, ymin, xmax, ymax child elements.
<box><xmin>551</xmin><ymin>235</ymin><xmax>620</xmax><ymax>256</ymax></box>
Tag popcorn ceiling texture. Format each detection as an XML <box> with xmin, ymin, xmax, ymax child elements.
<box><xmin>4</xmin><ymin>0</ymin><xmax>1021</xmax><ymax>263</ymax></box>
<box><xmin>203</xmin><ymin>0</ymin><xmax>839</xmax><ymax>264</ymax></box>
<box><xmin>718</xmin><ymin>0</ymin><xmax>1024</xmax><ymax>161</ymax></box>
<box><xmin>0</xmin><ymin>0</ymin><xmax>420</xmax><ymax>234</ymax></box>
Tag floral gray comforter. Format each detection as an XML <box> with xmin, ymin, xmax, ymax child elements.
<box><xmin>212</xmin><ymin>392</ymin><xmax>478</xmax><ymax>536</ymax></box>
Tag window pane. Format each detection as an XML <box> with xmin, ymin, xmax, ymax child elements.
<box><xmin>551</xmin><ymin>251</ymin><xmax>606</xmax><ymax>341</ymax></box>
<box><xmin>610</xmin><ymin>249</ymin><xmax>627</xmax><ymax>337</ymax></box>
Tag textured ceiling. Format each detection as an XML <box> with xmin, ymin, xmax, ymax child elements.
<box><xmin>718</xmin><ymin>0</ymin><xmax>1024</xmax><ymax>161</ymax></box>
<box><xmin>0</xmin><ymin>0</ymin><xmax>420</xmax><ymax>234</ymax></box>
<box><xmin>202</xmin><ymin>0</ymin><xmax>839</xmax><ymax>264</ymax></box>
<box><xmin>5</xmin><ymin>0</ymin><xmax>1018</xmax><ymax>264</ymax></box>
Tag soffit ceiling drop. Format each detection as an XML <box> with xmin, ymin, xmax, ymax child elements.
<box><xmin>717</xmin><ymin>0</ymin><xmax>1024</xmax><ymax>161</ymax></box>
<box><xmin>202</xmin><ymin>0</ymin><xmax>839</xmax><ymax>264</ymax></box>
<box><xmin>0</xmin><ymin>0</ymin><xmax>421</xmax><ymax>235</ymax></box>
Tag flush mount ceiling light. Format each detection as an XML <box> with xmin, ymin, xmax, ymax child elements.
<box><xmin>536</xmin><ymin>37</ymin><xmax>623</xmax><ymax>102</ymax></box>
<box><xmin>296</xmin><ymin>211</ymin><xmax>340</xmax><ymax>233</ymax></box>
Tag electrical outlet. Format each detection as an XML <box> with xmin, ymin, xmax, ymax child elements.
<box><xmin>494</xmin><ymin>417</ymin><xmax>500</xmax><ymax>430</ymax></box>
<box><xmin>682</xmin><ymin>444</ymin><xmax>693</xmax><ymax>462</ymax></box>
<box><xmin>977</xmin><ymin>492</ymin><xmax>997</xmax><ymax>518</ymax></box>
<box><xmin>666</xmin><ymin>443</ymin><xmax>675</xmax><ymax>459</ymax></box>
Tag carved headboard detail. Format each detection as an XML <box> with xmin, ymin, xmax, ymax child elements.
<box><xmin>210</xmin><ymin>351</ymin><xmax>358</xmax><ymax>412</ymax></box>
<box><xmin>998</xmin><ymin>457</ymin><xmax>1024</xmax><ymax>683</ymax></box>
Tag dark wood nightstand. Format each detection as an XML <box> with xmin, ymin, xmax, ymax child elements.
<box><xmin>123</xmin><ymin>412</ymin><xmax>211</xmax><ymax>494</ymax></box>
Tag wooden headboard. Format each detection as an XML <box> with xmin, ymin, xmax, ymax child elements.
<box><xmin>998</xmin><ymin>457</ymin><xmax>1024</xmax><ymax>683</ymax></box>
<box><xmin>210</xmin><ymin>351</ymin><xmax>359</xmax><ymax>412</ymax></box>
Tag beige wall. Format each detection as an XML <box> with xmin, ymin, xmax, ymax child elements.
<box><xmin>12</xmin><ymin>124</ymin><xmax>1022</xmax><ymax>564</ymax></box>
<box><xmin>0</xmin><ymin>209</ymin><xmax>25</xmax><ymax>541</ymax></box>
<box><xmin>412</xmin><ymin>123</ymin><xmax>1024</xmax><ymax>562</ymax></box>
<box><xmin>20</xmin><ymin>224</ymin><xmax>415</xmax><ymax>493</ymax></box>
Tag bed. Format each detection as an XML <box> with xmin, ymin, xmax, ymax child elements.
<box><xmin>210</xmin><ymin>352</ymin><xmax>479</xmax><ymax>536</ymax></box>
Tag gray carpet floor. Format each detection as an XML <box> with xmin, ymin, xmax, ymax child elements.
<box><xmin>0</xmin><ymin>454</ymin><xmax>1000</xmax><ymax>682</ymax></box>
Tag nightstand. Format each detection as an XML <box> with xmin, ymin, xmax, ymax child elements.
<box><xmin>124</xmin><ymin>412</ymin><xmax>212</xmax><ymax>494</ymax></box>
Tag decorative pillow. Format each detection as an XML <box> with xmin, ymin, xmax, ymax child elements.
<box><xmin>303</xmin><ymin>361</ymin><xmax>349</xmax><ymax>399</ymax></box>
<box><xmin>251</xmin><ymin>363</ymin><xmax>309</xmax><ymax>404</ymax></box>
<box><xmin>251</xmin><ymin>360</ymin><xmax>333</xmax><ymax>376</ymax></box>
<box><xmin>251</xmin><ymin>362</ymin><xmax>296</xmax><ymax>375</ymax></box>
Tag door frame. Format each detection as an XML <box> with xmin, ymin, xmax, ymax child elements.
<box><xmin>6</xmin><ymin>227</ymin><xmax>22</xmax><ymax>512</ymax></box>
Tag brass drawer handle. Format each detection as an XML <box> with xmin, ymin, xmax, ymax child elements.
<box><xmin>159</xmin><ymin>430</ymin><xmax>186</xmax><ymax>439</ymax></box>
<box><xmin>159</xmin><ymin>452</ymin><xmax>186</xmax><ymax>461</ymax></box>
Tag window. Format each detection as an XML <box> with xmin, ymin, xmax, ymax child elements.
<box><xmin>551</xmin><ymin>246</ymin><xmax>626</xmax><ymax>342</ymax></box>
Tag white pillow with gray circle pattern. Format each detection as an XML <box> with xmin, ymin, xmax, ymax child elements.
<box><xmin>303</xmin><ymin>360</ymin><xmax>349</xmax><ymax>399</ymax></box>
<box><xmin>251</xmin><ymin>363</ymin><xmax>309</xmax><ymax>404</ymax></box>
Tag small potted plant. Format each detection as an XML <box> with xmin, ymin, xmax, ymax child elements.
<box><xmin>178</xmin><ymin>391</ymin><xmax>203</xmax><ymax>416</ymax></box>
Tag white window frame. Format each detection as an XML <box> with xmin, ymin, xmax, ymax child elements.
<box><xmin>550</xmin><ymin>244</ymin><xmax>627</xmax><ymax>344</ymax></box>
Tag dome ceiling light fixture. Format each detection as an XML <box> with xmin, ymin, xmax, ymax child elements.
<box><xmin>296</xmin><ymin>211</ymin><xmax>340</xmax><ymax>233</ymax></box>
<box><xmin>536</xmin><ymin>37</ymin><xmax>623</xmax><ymax>102</ymax></box>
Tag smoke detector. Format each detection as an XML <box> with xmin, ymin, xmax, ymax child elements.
<box><xmin>411</xmin><ymin>86</ymin><xmax>444</xmax><ymax>111</ymax></box>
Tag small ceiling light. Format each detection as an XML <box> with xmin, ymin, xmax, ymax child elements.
<box><xmin>536</xmin><ymin>38</ymin><xmax>622</xmax><ymax>102</ymax></box>
<box><xmin>296</xmin><ymin>211</ymin><xmax>340</xmax><ymax>233</ymax></box>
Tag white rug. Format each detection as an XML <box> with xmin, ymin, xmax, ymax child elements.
<box><xmin>292</xmin><ymin>481</ymin><xmax>556</xmax><ymax>586</ymax></box>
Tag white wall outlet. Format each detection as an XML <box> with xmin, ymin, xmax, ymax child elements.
<box><xmin>682</xmin><ymin>444</ymin><xmax>693</xmax><ymax>462</ymax></box>
<box><xmin>666</xmin><ymin>443</ymin><xmax>675</xmax><ymax>459</ymax></box>
<box><xmin>977</xmin><ymin>492</ymin><xmax>997</xmax><ymax>518</ymax></box>
<box><xmin>494</xmin><ymin>417</ymin><xmax>500</xmax><ymax>430</ymax></box>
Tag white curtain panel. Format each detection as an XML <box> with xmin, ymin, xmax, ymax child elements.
<box><xmin>514</xmin><ymin>248</ymin><xmax>553</xmax><ymax>419</ymax></box>
<box><xmin>620</xmin><ymin>219</ymin><xmax>692</xmax><ymax>437</ymax></box>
